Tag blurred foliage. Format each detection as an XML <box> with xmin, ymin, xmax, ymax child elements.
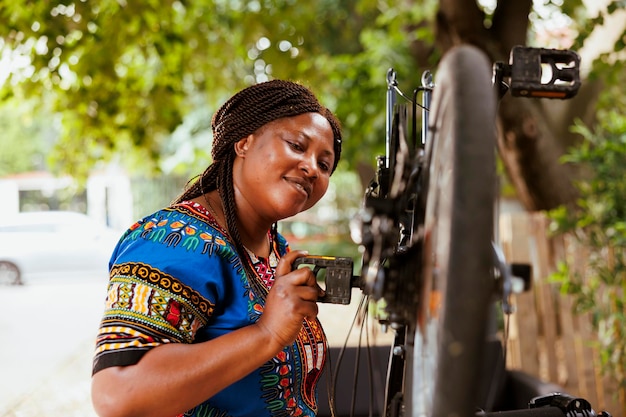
<box><xmin>4</xmin><ymin>0</ymin><xmax>625</xmax><ymax>183</ymax></box>
<box><xmin>0</xmin><ymin>98</ymin><xmax>54</xmax><ymax>176</ymax></box>
<box><xmin>549</xmin><ymin>15</ymin><xmax>626</xmax><ymax>396</ymax></box>
<box><xmin>0</xmin><ymin>0</ymin><xmax>439</xmax><ymax>181</ymax></box>
<box><xmin>549</xmin><ymin>123</ymin><xmax>626</xmax><ymax>401</ymax></box>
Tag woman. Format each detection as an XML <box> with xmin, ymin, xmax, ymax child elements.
<box><xmin>91</xmin><ymin>79</ymin><xmax>342</xmax><ymax>417</ymax></box>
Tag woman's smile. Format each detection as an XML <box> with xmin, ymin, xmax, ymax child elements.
<box><xmin>284</xmin><ymin>175</ymin><xmax>313</xmax><ymax>198</ymax></box>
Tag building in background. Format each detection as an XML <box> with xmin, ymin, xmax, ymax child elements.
<box><xmin>0</xmin><ymin>166</ymin><xmax>133</xmax><ymax>231</ymax></box>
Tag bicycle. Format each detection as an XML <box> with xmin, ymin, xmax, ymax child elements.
<box><xmin>300</xmin><ymin>44</ymin><xmax>610</xmax><ymax>417</ymax></box>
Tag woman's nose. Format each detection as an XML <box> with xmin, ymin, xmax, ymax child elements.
<box><xmin>299</xmin><ymin>154</ymin><xmax>319</xmax><ymax>179</ymax></box>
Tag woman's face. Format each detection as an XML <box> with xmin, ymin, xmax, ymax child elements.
<box><xmin>233</xmin><ymin>112</ymin><xmax>336</xmax><ymax>222</ymax></box>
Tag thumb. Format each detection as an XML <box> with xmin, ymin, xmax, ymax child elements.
<box><xmin>276</xmin><ymin>250</ymin><xmax>309</xmax><ymax>277</ymax></box>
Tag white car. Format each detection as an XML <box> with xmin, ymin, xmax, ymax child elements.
<box><xmin>0</xmin><ymin>211</ymin><xmax>122</xmax><ymax>285</ymax></box>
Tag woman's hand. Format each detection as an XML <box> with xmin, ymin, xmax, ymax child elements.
<box><xmin>256</xmin><ymin>250</ymin><xmax>324</xmax><ymax>349</ymax></box>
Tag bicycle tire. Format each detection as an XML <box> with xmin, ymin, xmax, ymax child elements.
<box><xmin>406</xmin><ymin>45</ymin><xmax>497</xmax><ymax>417</ymax></box>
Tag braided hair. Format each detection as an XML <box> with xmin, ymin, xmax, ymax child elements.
<box><xmin>174</xmin><ymin>79</ymin><xmax>342</xmax><ymax>280</ymax></box>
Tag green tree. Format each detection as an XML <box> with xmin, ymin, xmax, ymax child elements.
<box><xmin>1</xmin><ymin>1</ymin><xmax>625</xmax><ymax>231</ymax></box>
<box><xmin>0</xmin><ymin>0</ymin><xmax>391</xmax><ymax>179</ymax></box>
<box><xmin>3</xmin><ymin>0</ymin><xmax>619</xmax><ymax>210</ymax></box>
<box><xmin>0</xmin><ymin>98</ymin><xmax>54</xmax><ymax>176</ymax></box>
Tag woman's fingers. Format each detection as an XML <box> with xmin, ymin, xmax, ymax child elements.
<box><xmin>257</xmin><ymin>250</ymin><xmax>325</xmax><ymax>347</ymax></box>
<box><xmin>275</xmin><ymin>250</ymin><xmax>308</xmax><ymax>277</ymax></box>
<box><xmin>276</xmin><ymin>250</ymin><xmax>322</xmax><ymax>291</ymax></box>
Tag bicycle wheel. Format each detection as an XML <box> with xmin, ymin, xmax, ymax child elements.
<box><xmin>406</xmin><ymin>45</ymin><xmax>497</xmax><ymax>417</ymax></box>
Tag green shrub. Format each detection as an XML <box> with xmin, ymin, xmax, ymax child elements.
<box><xmin>549</xmin><ymin>115</ymin><xmax>626</xmax><ymax>399</ymax></box>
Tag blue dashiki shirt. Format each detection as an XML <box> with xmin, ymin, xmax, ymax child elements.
<box><xmin>93</xmin><ymin>201</ymin><xmax>327</xmax><ymax>417</ymax></box>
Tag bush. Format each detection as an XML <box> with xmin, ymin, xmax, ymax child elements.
<box><xmin>549</xmin><ymin>115</ymin><xmax>626</xmax><ymax>401</ymax></box>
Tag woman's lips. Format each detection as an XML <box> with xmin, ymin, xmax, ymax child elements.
<box><xmin>285</xmin><ymin>176</ymin><xmax>312</xmax><ymax>197</ymax></box>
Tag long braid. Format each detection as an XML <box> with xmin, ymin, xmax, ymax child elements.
<box><xmin>217</xmin><ymin>157</ymin><xmax>247</xmax><ymax>269</ymax></box>
<box><xmin>174</xmin><ymin>79</ymin><xmax>343</xmax><ymax>282</ymax></box>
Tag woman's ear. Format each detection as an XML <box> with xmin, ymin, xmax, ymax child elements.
<box><xmin>234</xmin><ymin>134</ymin><xmax>253</xmax><ymax>157</ymax></box>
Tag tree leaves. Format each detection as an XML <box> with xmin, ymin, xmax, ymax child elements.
<box><xmin>0</xmin><ymin>1</ymin><xmax>397</xmax><ymax>179</ymax></box>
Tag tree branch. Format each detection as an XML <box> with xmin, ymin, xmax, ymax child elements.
<box><xmin>497</xmin><ymin>96</ymin><xmax>579</xmax><ymax>211</ymax></box>
<box><xmin>436</xmin><ymin>0</ymin><xmax>490</xmax><ymax>51</ymax></box>
<box><xmin>491</xmin><ymin>0</ymin><xmax>532</xmax><ymax>57</ymax></box>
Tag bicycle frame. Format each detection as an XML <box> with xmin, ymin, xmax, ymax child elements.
<box><xmin>369</xmin><ymin>44</ymin><xmax>581</xmax><ymax>326</ymax></box>
<box><xmin>357</xmin><ymin>45</ymin><xmax>597</xmax><ymax>417</ymax></box>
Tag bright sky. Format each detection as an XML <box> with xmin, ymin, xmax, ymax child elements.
<box><xmin>0</xmin><ymin>39</ymin><xmax>29</xmax><ymax>86</ymax></box>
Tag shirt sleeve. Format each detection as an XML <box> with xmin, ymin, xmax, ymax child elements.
<box><xmin>92</xmin><ymin>261</ymin><xmax>215</xmax><ymax>374</ymax></box>
<box><xmin>92</xmin><ymin>211</ymin><xmax>224</xmax><ymax>374</ymax></box>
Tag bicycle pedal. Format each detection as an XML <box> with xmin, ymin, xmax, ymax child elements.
<box><xmin>508</xmin><ymin>46</ymin><xmax>581</xmax><ymax>99</ymax></box>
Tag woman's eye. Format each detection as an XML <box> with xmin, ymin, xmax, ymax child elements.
<box><xmin>288</xmin><ymin>141</ymin><xmax>303</xmax><ymax>152</ymax></box>
<box><xmin>319</xmin><ymin>161</ymin><xmax>331</xmax><ymax>172</ymax></box>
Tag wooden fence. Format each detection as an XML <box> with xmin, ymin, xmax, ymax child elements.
<box><xmin>499</xmin><ymin>211</ymin><xmax>623</xmax><ymax>417</ymax></box>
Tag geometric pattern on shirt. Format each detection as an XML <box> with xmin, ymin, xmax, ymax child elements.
<box><xmin>128</xmin><ymin>204</ymin><xmax>245</xmax><ymax>280</ymax></box>
<box><xmin>244</xmin><ymin>245</ymin><xmax>278</xmax><ymax>316</ymax></box>
<box><xmin>246</xmin><ymin>251</ymin><xmax>325</xmax><ymax>416</ymax></box>
<box><xmin>95</xmin><ymin>262</ymin><xmax>214</xmax><ymax>359</ymax></box>
<box><xmin>296</xmin><ymin>317</ymin><xmax>326</xmax><ymax>412</ymax></box>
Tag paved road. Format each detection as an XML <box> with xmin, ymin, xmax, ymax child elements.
<box><xmin>0</xmin><ymin>279</ymin><xmax>391</xmax><ymax>417</ymax></box>
<box><xmin>0</xmin><ymin>276</ymin><xmax>106</xmax><ymax>416</ymax></box>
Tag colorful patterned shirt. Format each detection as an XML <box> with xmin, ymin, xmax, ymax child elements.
<box><xmin>93</xmin><ymin>201</ymin><xmax>327</xmax><ymax>417</ymax></box>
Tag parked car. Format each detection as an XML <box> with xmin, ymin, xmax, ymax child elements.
<box><xmin>0</xmin><ymin>211</ymin><xmax>122</xmax><ymax>285</ymax></box>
